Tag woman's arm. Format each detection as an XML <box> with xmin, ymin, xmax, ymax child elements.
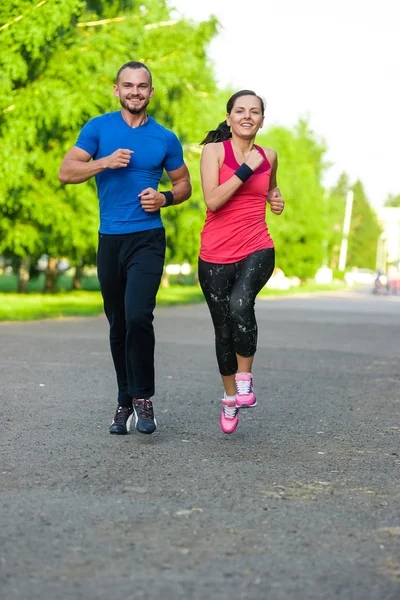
<box><xmin>266</xmin><ymin>150</ymin><xmax>284</xmax><ymax>215</ymax></box>
<box><xmin>200</xmin><ymin>143</ymin><xmax>264</xmax><ymax>212</ymax></box>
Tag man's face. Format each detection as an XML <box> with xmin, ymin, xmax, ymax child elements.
<box><xmin>114</xmin><ymin>68</ymin><xmax>154</xmax><ymax>114</ymax></box>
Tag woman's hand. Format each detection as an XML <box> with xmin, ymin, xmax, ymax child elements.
<box><xmin>245</xmin><ymin>148</ymin><xmax>265</xmax><ymax>171</ymax></box>
<box><xmin>268</xmin><ymin>189</ymin><xmax>285</xmax><ymax>215</ymax></box>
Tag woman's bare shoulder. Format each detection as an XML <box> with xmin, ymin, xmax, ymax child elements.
<box><xmin>262</xmin><ymin>146</ymin><xmax>278</xmax><ymax>167</ymax></box>
<box><xmin>261</xmin><ymin>147</ymin><xmax>277</xmax><ymax>164</ymax></box>
<box><xmin>202</xmin><ymin>142</ymin><xmax>225</xmax><ymax>156</ymax></box>
<box><xmin>201</xmin><ymin>142</ymin><xmax>225</xmax><ymax>170</ymax></box>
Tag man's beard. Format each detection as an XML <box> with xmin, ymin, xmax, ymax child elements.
<box><xmin>120</xmin><ymin>96</ymin><xmax>150</xmax><ymax>114</ymax></box>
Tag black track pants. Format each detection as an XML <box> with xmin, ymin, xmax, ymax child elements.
<box><xmin>198</xmin><ymin>248</ymin><xmax>275</xmax><ymax>376</ymax></box>
<box><xmin>97</xmin><ymin>228</ymin><xmax>166</xmax><ymax>405</ymax></box>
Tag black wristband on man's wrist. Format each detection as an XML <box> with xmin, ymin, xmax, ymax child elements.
<box><xmin>234</xmin><ymin>163</ymin><xmax>254</xmax><ymax>183</ymax></box>
<box><xmin>161</xmin><ymin>191</ymin><xmax>174</xmax><ymax>207</ymax></box>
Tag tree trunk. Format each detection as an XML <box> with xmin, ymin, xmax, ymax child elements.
<box><xmin>161</xmin><ymin>273</ymin><xmax>170</xmax><ymax>288</ymax></box>
<box><xmin>72</xmin><ymin>263</ymin><xmax>84</xmax><ymax>290</ymax></box>
<box><xmin>17</xmin><ymin>257</ymin><xmax>31</xmax><ymax>293</ymax></box>
<box><xmin>192</xmin><ymin>268</ymin><xmax>199</xmax><ymax>285</ymax></box>
<box><xmin>43</xmin><ymin>257</ymin><xmax>58</xmax><ymax>293</ymax></box>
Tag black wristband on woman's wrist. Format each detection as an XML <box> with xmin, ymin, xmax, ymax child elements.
<box><xmin>234</xmin><ymin>163</ymin><xmax>254</xmax><ymax>183</ymax></box>
<box><xmin>161</xmin><ymin>191</ymin><xmax>174</xmax><ymax>207</ymax></box>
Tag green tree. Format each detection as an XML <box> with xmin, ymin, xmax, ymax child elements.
<box><xmin>0</xmin><ymin>0</ymin><xmax>221</xmax><ymax>290</ymax></box>
<box><xmin>257</xmin><ymin>120</ymin><xmax>328</xmax><ymax>279</ymax></box>
<box><xmin>384</xmin><ymin>193</ymin><xmax>400</xmax><ymax>207</ymax></box>
<box><xmin>0</xmin><ymin>0</ymin><xmax>85</xmax><ymax>289</ymax></box>
<box><xmin>347</xmin><ymin>180</ymin><xmax>381</xmax><ymax>269</ymax></box>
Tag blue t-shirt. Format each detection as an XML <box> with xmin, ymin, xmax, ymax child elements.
<box><xmin>75</xmin><ymin>112</ymin><xmax>184</xmax><ymax>234</ymax></box>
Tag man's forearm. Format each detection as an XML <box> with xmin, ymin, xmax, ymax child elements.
<box><xmin>58</xmin><ymin>158</ymin><xmax>108</xmax><ymax>185</ymax></box>
<box><xmin>170</xmin><ymin>180</ymin><xmax>192</xmax><ymax>205</ymax></box>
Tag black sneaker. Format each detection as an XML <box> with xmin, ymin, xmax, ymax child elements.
<box><xmin>109</xmin><ymin>405</ymin><xmax>134</xmax><ymax>434</ymax></box>
<box><xmin>133</xmin><ymin>398</ymin><xmax>157</xmax><ymax>434</ymax></box>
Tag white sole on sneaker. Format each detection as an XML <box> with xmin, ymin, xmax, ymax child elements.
<box><xmin>236</xmin><ymin>400</ymin><xmax>257</xmax><ymax>409</ymax></box>
<box><xmin>126</xmin><ymin>412</ymin><xmax>133</xmax><ymax>431</ymax></box>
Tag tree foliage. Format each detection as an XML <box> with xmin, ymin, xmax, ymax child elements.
<box><xmin>347</xmin><ymin>180</ymin><xmax>381</xmax><ymax>269</ymax></box>
<box><xmin>0</xmin><ymin>1</ymin><xmax>384</xmax><ymax>290</ymax></box>
<box><xmin>0</xmin><ymin>0</ymin><xmax>220</xmax><ymax>287</ymax></box>
<box><xmin>257</xmin><ymin>121</ymin><xmax>328</xmax><ymax>279</ymax></box>
<box><xmin>384</xmin><ymin>193</ymin><xmax>400</xmax><ymax>207</ymax></box>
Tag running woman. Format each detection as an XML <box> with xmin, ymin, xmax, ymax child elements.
<box><xmin>198</xmin><ymin>90</ymin><xmax>284</xmax><ymax>434</ymax></box>
<box><xmin>58</xmin><ymin>62</ymin><xmax>191</xmax><ymax>435</ymax></box>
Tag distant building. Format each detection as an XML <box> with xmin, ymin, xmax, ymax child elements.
<box><xmin>377</xmin><ymin>207</ymin><xmax>400</xmax><ymax>273</ymax></box>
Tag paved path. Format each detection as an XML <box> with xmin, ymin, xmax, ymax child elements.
<box><xmin>1</xmin><ymin>290</ymin><xmax>400</xmax><ymax>599</ymax></box>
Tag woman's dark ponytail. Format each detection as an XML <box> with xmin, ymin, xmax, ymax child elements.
<box><xmin>200</xmin><ymin>120</ymin><xmax>232</xmax><ymax>145</ymax></box>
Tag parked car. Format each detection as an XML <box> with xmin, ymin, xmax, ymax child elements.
<box><xmin>344</xmin><ymin>268</ymin><xmax>376</xmax><ymax>286</ymax></box>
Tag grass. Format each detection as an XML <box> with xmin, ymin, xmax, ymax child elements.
<box><xmin>0</xmin><ymin>286</ymin><xmax>205</xmax><ymax>322</ymax></box>
<box><xmin>0</xmin><ymin>291</ymin><xmax>104</xmax><ymax>321</ymax></box>
<box><xmin>0</xmin><ymin>276</ymin><xmax>346</xmax><ymax>322</ymax></box>
<box><xmin>0</xmin><ymin>273</ymin><xmax>100</xmax><ymax>293</ymax></box>
<box><xmin>259</xmin><ymin>281</ymin><xmax>346</xmax><ymax>297</ymax></box>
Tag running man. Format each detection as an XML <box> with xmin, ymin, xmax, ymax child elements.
<box><xmin>58</xmin><ymin>61</ymin><xmax>192</xmax><ymax>435</ymax></box>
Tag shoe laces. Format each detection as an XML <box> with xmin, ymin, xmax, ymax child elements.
<box><xmin>222</xmin><ymin>404</ymin><xmax>238</xmax><ymax>419</ymax></box>
<box><xmin>236</xmin><ymin>378</ymin><xmax>252</xmax><ymax>395</ymax></box>
<box><xmin>114</xmin><ymin>406</ymin><xmax>132</xmax><ymax>423</ymax></box>
<box><xmin>134</xmin><ymin>398</ymin><xmax>154</xmax><ymax>420</ymax></box>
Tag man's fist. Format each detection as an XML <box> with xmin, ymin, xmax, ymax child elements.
<box><xmin>139</xmin><ymin>188</ymin><xmax>167</xmax><ymax>212</ymax></box>
<box><xmin>106</xmin><ymin>149</ymin><xmax>134</xmax><ymax>169</ymax></box>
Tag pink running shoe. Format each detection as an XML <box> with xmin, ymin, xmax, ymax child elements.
<box><xmin>220</xmin><ymin>398</ymin><xmax>239</xmax><ymax>434</ymax></box>
<box><xmin>235</xmin><ymin>372</ymin><xmax>257</xmax><ymax>408</ymax></box>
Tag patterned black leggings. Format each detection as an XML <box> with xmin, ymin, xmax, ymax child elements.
<box><xmin>198</xmin><ymin>248</ymin><xmax>275</xmax><ymax>376</ymax></box>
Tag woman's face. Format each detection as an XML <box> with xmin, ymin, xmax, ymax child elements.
<box><xmin>226</xmin><ymin>95</ymin><xmax>264</xmax><ymax>138</ymax></box>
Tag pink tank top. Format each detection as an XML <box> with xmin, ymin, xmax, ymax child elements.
<box><xmin>199</xmin><ymin>140</ymin><xmax>274</xmax><ymax>263</ymax></box>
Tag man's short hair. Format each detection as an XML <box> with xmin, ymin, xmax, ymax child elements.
<box><xmin>116</xmin><ymin>61</ymin><xmax>152</xmax><ymax>87</ymax></box>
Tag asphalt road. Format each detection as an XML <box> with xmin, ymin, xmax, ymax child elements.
<box><xmin>1</xmin><ymin>289</ymin><xmax>400</xmax><ymax>600</ymax></box>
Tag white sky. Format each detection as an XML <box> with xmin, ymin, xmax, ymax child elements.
<box><xmin>168</xmin><ymin>0</ymin><xmax>400</xmax><ymax>208</ymax></box>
